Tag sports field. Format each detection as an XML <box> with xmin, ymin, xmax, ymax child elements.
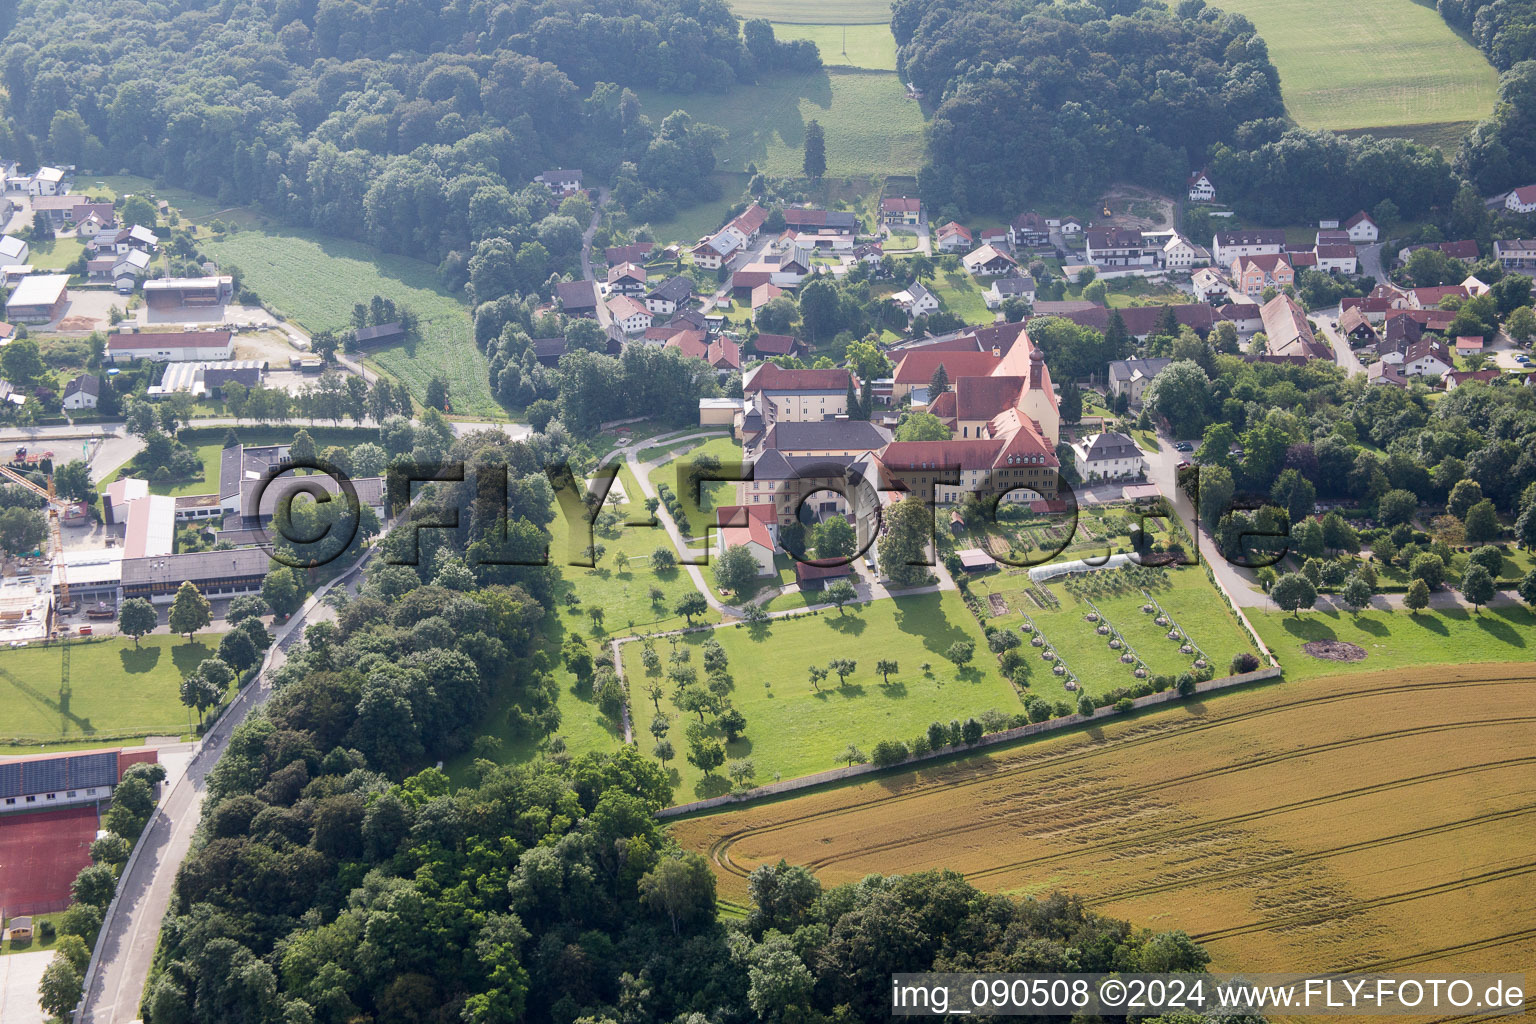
<box><xmin>0</xmin><ymin>636</ymin><xmax>218</xmax><ymax>744</ymax></box>
<box><xmin>1210</xmin><ymin>0</ymin><xmax>1497</xmax><ymax>132</ymax></box>
<box><xmin>0</xmin><ymin>805</ymin><xmax>99</xmax><ymax>917</ymax></box>
<box><xmin>675</xmin><ymin>663</ymin><xmax>1536</xmax><ymax>975</ymax></box>
<box><xmin>771</xmin><ymin>23</ymin><xmax>897</xmax><ymax>70</ymax></box>
<box><xmin>635</xmin><ymin>69</ymin><xmax>925</xmax><ymax>177</ymax></box>
<box><xmin>202</xmin><ymin>227</ymin><xmax>498</xmax><ymax>417</ymax></box>
<box><xmin>623</xmin><ymin>590</ymin><xmax>1022</xmax><ymax>799</ymax></box>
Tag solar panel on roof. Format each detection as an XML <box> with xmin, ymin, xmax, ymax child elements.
<box><xmin>70</xmin><ymin>752</ymin><xmax>118</xmax><ymax>789</ymax></box>
<box><xmin>26</xmin><ymin>759</ymin><xmax>66</xmax><ymax>794</ymax></box>
<box><xmin>0</xmin><ymin>762</ymin><xmax>20</xmax><ymax>799</ymax></box>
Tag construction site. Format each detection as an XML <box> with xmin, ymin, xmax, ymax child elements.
<box><xmin>0</xmin><ymin>442</ymin><xmax>100</xmax><ymax>645</ymax></box>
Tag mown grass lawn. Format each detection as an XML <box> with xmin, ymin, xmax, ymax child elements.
<box><xmin>771</xmin><ymin>22</ymin><xmax>898</xmax><ymax>70</ymax></box>
<box><xmin>0</xmin><ymin>635</ymin><xmax>222</xmax><ymax>744</ymax></box>
<box><xmin>729</xmin><ymin>0</ymin><xmax>893</xmax><ymax>21</ymax></box>
<box><xmin>200</xmin><ymin>226</ymin><xmax>499</xmax><ymax>417</ymax></box>
<box><xmin>624</xmin><ymin>590</ymin><xmax>1022</xmax><ymax>799</ymax></box>
<box><xmin>932</xmin><ymin>270</ymin><xmax>994</xmax><ymax>325</ymax></box>
<box><xmin>1253</xmin><ymin>603</ymin><xmax>1536</xmax><ymax>681</ymax></box>
<box><xmin>646</xmin><ymin>436</ymin><xmax>746</xmax><ymax>540</ymax></box>
<box><xmin>1208</xmin><ymin>0</ymin><xmax>1496</xmax><ymax>131</ymax></box>
<box><xmin>26</xmin><ymin>237</ymin><xmax>84</xmax><ymax>270</ymax></box>
<box><xmin>550</xmin><ymin>463</ymin><xmax>721</xmax><ymax>634</ymax></box>
<box><xmin>100</xmin><ymin>427</ymin><xmax>376</xmax><ymax>498</ymax></box>
<box><xmin>634</xmin><ymin>70</ymin><xmax>925</xmax><ymax>177</ymax></box>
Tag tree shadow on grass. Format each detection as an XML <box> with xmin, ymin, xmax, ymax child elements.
<box><xmin>1472</xmin><ymin>614</ymin><xmax>1524</xmax><ymax>647</ymax></box>
<box><xmin>693</xmin><ymin>774</ymin><xmax>732</xmax><ymax>799</ymax></box>
<box><xmin>725</xmin><ymin>736</ymin><xmax>754</xmax><ymax>756</ymax></box>
<box><xmin>878</xmin><ymin>680</ymin><xmax>907</xmax><ymax>698</ymax></box>
<box><xmin>826</xmin><ymin>613</ymin><xmax>866</xmax><ymax>636</ymax></box>
<box><xmin>119</xmin><ymin>646</ymin><xmax>163</xmax><ymax>674</ymax></box>
<box><xmin>1352</xmin><ymin>616</ymin><xmax>1388</xmax><ymax>636</ymax></box>
<box><xmin>1407</xmin><ymin>612</ymin><xmax>1448</xmax><ymax>635</ymax></box>
<box><xmin>1280</xmin><ymin>617</ymin><xmax>1333</xmax><ymax>640</ymax></box>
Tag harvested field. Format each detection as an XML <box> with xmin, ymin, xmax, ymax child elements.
<box><xmin>672</xmin><ymin>663</ymin><xmax>1536</xmax><ymax>974</ymax></box>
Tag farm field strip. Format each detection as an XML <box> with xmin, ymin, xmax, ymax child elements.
<box><xmin>671</xmin><ymin>664</ymin><xmax>1536</xmax><ymax>975</ymax></box>
<box><xmin>769</xmin><ymin>23</ymin><xmax>898</xmax><ymax>70</ymax></box>
<box><xmin>689</xmin><ymin>670</ymin><xmax>1534</xmax><ymax>864</ymax></box>
<box><xmin>727</xmin><ymin>0</ymin><xmax>894</xmax><ymax>22</ymax></box>
<box><xmin>1206</xmin><ymin>0</ymin><xmax>1497</xmax><ymax>131</ymax></box>
<box><xmin>715</xmin><ymin>712</ymin><xmax>1536</xmax><ymax>880</ymax></box>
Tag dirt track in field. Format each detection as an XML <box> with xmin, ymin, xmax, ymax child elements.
<box><xmin>671</xmin><ymin>664</ymin><xmax>1536</xmax><ymax>976</ymax></box>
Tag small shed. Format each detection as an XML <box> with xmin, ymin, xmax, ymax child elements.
<box><xmin>1455</xmin><ymin>335</ymin><xmax>1483</xmax><ymax>354</ymax></box>
<box><xmin>794</xmin><ymin>560</ymin><xmax>852</xmax><ymax>590</ymax></box>
<box><xmin>5</xmin><ymin>916</ymin><xmax>33</xmax><ymax>940</ymax></box>
<box><xmin>956</xmin><ymin>548</ymin><xmax>998</xmax><ymax>573</ymax></box>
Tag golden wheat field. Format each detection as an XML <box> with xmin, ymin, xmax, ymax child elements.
<box><xmin>672</xmin><ymin>664</ymin><xmax>1536</xmax><ymax>975</ymax></box>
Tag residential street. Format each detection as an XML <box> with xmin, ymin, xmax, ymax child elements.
<box><xmin>578</xmin><ymin>186</ymin><xmax>612</xmax><ymax>282</ymax></box>
<box><xmin>1315</xmin><ymin>309</ymin><xmax>1366</xmax><ymax>377</ymax></box>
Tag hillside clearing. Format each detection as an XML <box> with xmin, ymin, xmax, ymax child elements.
<box><xmin>673</xmin><ymin>663</ymin><xmax>1536</xmax><ymax>975</ymax></box>
<box><xmin>1209</xmin><ymin>0</ymin><xmax>1497</xmax><ymax>131</ymax></box>
<box><xmin>728</xmin><ymin>0</ymin><xmax>893</xmax><ymax>22</ymax></box>
<box><xmin>200</xmin><ymin>227</ymin><xmax>499</xmax><ymax>418</ymax></box>
<box><xmin>635</xmin><ymin>70</ymin><xmax>925</xmax><ymax>177</ymax></box>
<box><xmin>770</xmin><ymin>23</ymin><xmax>898</xmax><ymax>70</ymax></box>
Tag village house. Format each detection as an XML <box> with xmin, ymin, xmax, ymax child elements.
<box><xmin>1314</xmin><ymin>244</ymin><xmax>1358</xmax><ymax>274</ymax></box>
<box><xmin>1085</xmin><ymin>228</ymin><xmax>1153</xmax><ymax>267</ymax></box>
<box><xmin>87</xmin><ymin>248</ymin><xmax>151</xmax><ymax>293</ymax></box>
<box><xmin>1455</xmin><ymin>335</ymin><xmax>1484</xmax><ymax>357</ymax></box>
<box><xmin>644</xmin><ymin>275</ymin><xmax>694</xmax><ymax>316</ymax></box>
<box><xmin>1505</xmin><ymin>186</ymin><xmax>1536</xmax><ymax>214</ymax></box>
<box><xmin>691</xmin><ymin>225</ymin><xmax>747</xmax><ymax>269</ymax></box>
<box><xmin>1157</xmin><ymin>232</ymin><xmax>1210</xmax><ymax>270</ymax></box>
<box><xmin>714</xmin><ymin>504</ymin><xmax>777</xmax><ymax>577</ymax></box>
<box><xmin>1217</xmin><ymin>302</ymin><xmax>1263</xmax><ymax>335</ymax></box>
<box><xmin>850</xmin><ymin>242</ymin><xmax>883</xmax><ymax>268</ymax></box>
<box><xmin>1407</xmin><ymin>285</ymin><xmax>1469</xmax><ymax>309</ymax></box>
<box><xmin>1186</xmin><ymin>170</ymin><xmax>1215</xmax><ymax>203</ymax></box>
<box><xmin>889</xmin><ymin>280</ymin><xmax>939</xmax><ymax>320</ymax></box>
<box><xmin>1398</xmin><ymin>337</ymin><xmax>1455</xmax><ymax>377</ymax></box>
<box><xmin>979</xmin><ymin>227</ymin><xmax>1009</xmax><ymax>249</ymax></box>
<box><xmin>606</xmin><ymin>295</ymin><xmax>653</xmax><ymax>335</ymax></box>
<box><xmin>1343</xmin><ymin>210</ymin><xmax>1378</xmax><ymax>243</ymax></box>
<box><xmin>1009</xmin><ymin>212</ymin><xmax>1050</xmax><ymax>249</ymax></box>
<box><xmin>961</xmin><ymin>244</ymin><xmax>1017</xmax><ymax>277</ymax></box>
<box><xmin>984</xmin><ymin>275</ymin><xmax>1035</xmax><ymax>309</ymax></box>
<box><xmin>30</xmin><ymin>196</ymin><xmax>114</xmax><ymax>230</ymax></box>
<box><xmin>90</xmin><ymin>224</ymin><xmax>158</xmax><ymax>256</ymax></box>
<box><xmin>935</xmin><ymin>222</ymin><xmax>973</xmax><ymax>253</ymax></box>
<box><xmin>536</xmin><ymin>169</ymin><xmax>583</xmax><ymax>192</ymax></box>
<box><xmin>1338</xmin><ymin>306</ymin><xmax>1378</xmax><ymax>343</ymax></box>
<box><xmin>606</xmin><ymin>262</ymin><xmax>646</xmax><ymax>297</ymax></box>
<box><xmin>0</xmin><ymin>235</ymin><xmax>27</xmax><ymax>266</ymax></box>
<box><xmin>556</xmin><ymin>279</ymin><xmax>601</xmax><ymax>318</ymax></box>
<box><xmin>606</xmin><ymin>242</ymin><xmax>653</xmax><ymax>265</ymax></box>
<box><xmin>1367</xmin><ymin>360</ymin><xmax>1410</xmax><ymax>389</ymax></box>
<box><xmin>1107</xmin><ymin>358</ymin><xmax>1173</xmax><ymax>407</ymax></box>
<box><xmin>1042</xmin><ymin>303</ymin><xmax>1216</xmax><ymax>342</ymax></box>
<box><xmin>1231</xmin><ymin>253</ymin><xmax>1294</xmax><ymax>297</ymax></box>
<box><xmin>751</xmin><ymin>333</ymin><xmax>802</xmax><ymax>359</ymax></box>
<box><xmin>1190</xmin><ymin>266</ymin><xmax>1230</xmax><ymax>303</ymax></box>
<box><xmin>1397</xmin><ymin>239</ymin><xmax>1479</xmax><ymax>264</ymax></box>
<box><xmin>1072</xmin><ymin>431</ymin><xmax>1146</xmax><ymax>481</ymax></box>
<box><xmin>1260</xmin><ymin>293</ymin><xmax>1330</xmax><ymax>361</ymax></box>
<box><xmin>750</xmin><ymin>282</ymin><xmax>784</xmax><ymax>313</ymax></box>
<box><xmin>880</xmin><ymin>196</ymin><xmax>922</xmax><ymax>226</ymax></box>
<box><xmin>1059</xmin><ymin>216</ymin><xmax>1083</xmax><ymax>235</ymax></box>
<box><xmin>1211</xmin><ymin>229</ymin><xmax>1285</xmax><ymax>266</ymax></box>
<box><xmin>1444</xmin><ymin>368</ymin><xmax>1501</xmax><ymax>390</ymax></box>
<box><xmin>28</xmin><ymin>166</ymin><xmax>66</xmax><ymax>195</ymax></box>
<box><xmin>1493</xmin><ymin>239</ymin><xmax>1536</xmax><ymax>271</ymax></box>
<box><xmin>62</xmin><ymin>373</ymin><xmax>100</xmax><ymax>411</ymax></box>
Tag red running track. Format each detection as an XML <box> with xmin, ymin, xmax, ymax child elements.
<box><xmin>0</xmin><ymin>804</ymin><xmax>99</xmax><ymax>917</ymax></box>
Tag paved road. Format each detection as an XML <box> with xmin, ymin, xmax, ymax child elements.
<box><xmin>1356</xmin><ymin>242</ymin><xmax>1385</xmax><ymax>285</ymax></box>
<box><xmin>1314</xmin><ymin>308</ymin><xmax>1366</xmax><ymax>377</ymax></box>
<box><xmin>579</xmin><ymin>187</ymin><xmax>612</xmax><ymax>283</ymax></box>
<box><xmin>76</xmin><ymin>553</ymin><xmax>374</xmax><ymax>1024</ymax></box>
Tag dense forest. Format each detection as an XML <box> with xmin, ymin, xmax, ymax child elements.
<box><xmin>0</xmin><ymin>0</ymin><xmax>818</xmax><ymax>288</ymax></box>
<box><xmin>1438</xmin><ymin>0</ymin><xmax>1536</xmax><ymax>69</ymax></box>
<box><xmin>894</xmin><ymin>0</ymin><xmax>1464</xmax><ymax>223</ymax></box>
<box><xmin>894</xmin><ymin>0</ymin><xmax>1287</xmax><ymax>213</ymax></box>
<box><xmin>133</xmin><ymin>420</ymin><xmax>1219</xmax><ymax>1024</ymax></box>
<box><xmin>1457</xmin><ymin>60</ymin><xmax>1536</xmax><ymax>193</ymax></box>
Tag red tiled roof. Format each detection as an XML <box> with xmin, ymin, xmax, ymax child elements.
<box><xmin>707</xmin><ymin>336</ymin><xmax>741</xmax><ymax>370</ymax></box>
<box><xmin>892</xmin><ymin>350</ymin><xmax>1002</xmax><ymax>384</ymax></box>
<box><xmin>744</xmin><ymin>362</ymin><xmax>851</xmax><ymax>393</ymax></box>
<box><xmin>953</xmin><ymin>375</ymin><xmax>1026</xmax><ymax>420</ymax></box>
<box><xmin>1344</xmin><ymin>210</ymin><xmax>1375</xmax><ymax>229</ymax></box>
<box><xmin>664</xmin><ymin>329</ymin><xmax>709</xmax><ymax>361</ymax></box>
<box><xmin>881</xmin><ymin>196</ymin><xmax>921</xmax><ymax>213</ymax></box>
<box><xmin>752</xmin><ymin>333</ymin><xmax>798</xmax><ymax>356</ymax></box>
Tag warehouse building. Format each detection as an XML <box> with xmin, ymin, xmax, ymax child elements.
<box><xmin>4</xmin><ymin>274</ymin><xmax>69</xmax><ymax>323</ymax></box>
